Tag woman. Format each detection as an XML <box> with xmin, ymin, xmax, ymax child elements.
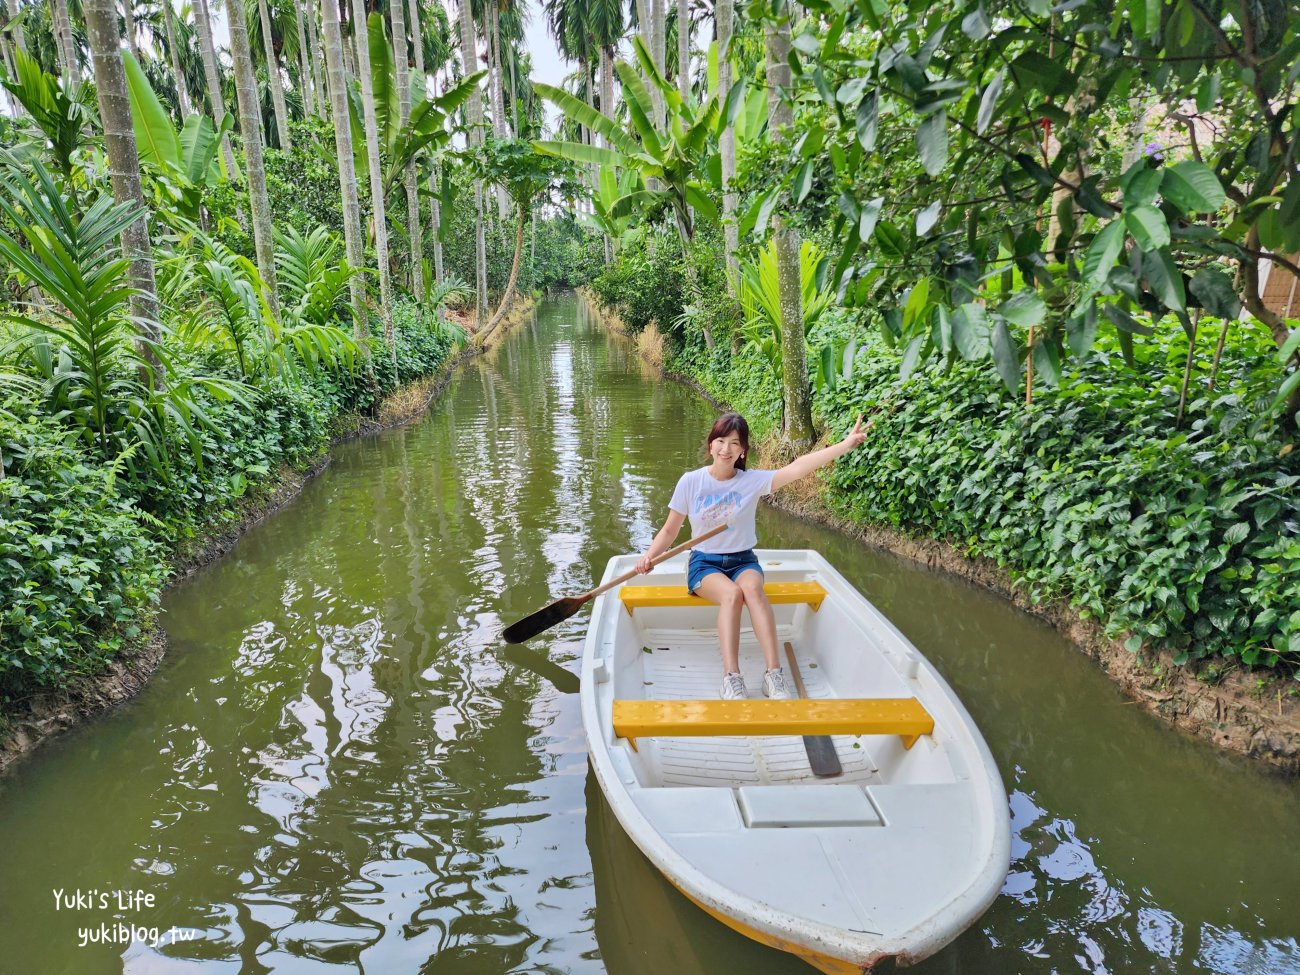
<box><xmin>635</xmin><ymin>412</ymin><xmax>870</xmax><ymax>700</ymax></box>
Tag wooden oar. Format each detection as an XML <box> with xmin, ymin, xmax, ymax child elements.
<box><xmin>784</xmin><ymin>641</ymin><xmax>843</xmax><ymax>778</ymax></box>
<box><xmin>502</xmin><ymin>524</ymin><xmax>728</xmax><ymax>644</ymax></box>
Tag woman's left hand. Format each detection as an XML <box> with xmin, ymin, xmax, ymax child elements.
<box><xmin>842</xmin><ymin>414</ymin><xmax>871</xmax><ymax>450</ymax></box>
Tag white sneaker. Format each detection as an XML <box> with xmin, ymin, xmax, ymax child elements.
<box><xmin>720</xmin><ymin>673</ymin><xmax>748</xmax><ymax>700</ymax></box>
<box><xmin>763</xmin><ymin>668</ymin><xmax>793</xmax><ymax>700</ymax></box>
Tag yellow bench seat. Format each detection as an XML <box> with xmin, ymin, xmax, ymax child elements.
<box><xmin>612</xmin><ymin>698</ymin><xmax>934</xmax><ymax>750</ymax></box>
<box><xmin>619</xmin><ymin>580</ymin><xmax>827</xmax><ymax>614</ymax></box>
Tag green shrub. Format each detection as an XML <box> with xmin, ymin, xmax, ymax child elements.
<box><xmin>0</xmin><ymin>410</ymin><xmax>162</xmax><ymax>695</ymax></box>
<box><xmin>818</xmin><ymin>328</ymin><xmax>1300</xmax><ymax>671</ymax></box>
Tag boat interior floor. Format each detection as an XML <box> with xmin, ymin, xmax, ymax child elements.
<box><xmin>634</xmin><ymin>626</ymin><xmax>881</xmax><ymax>789</ymax></box>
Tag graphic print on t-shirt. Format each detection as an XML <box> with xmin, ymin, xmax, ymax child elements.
<box><xmin>695</xmin><ymin>490</ymin><xmax>742</xmax><ymax>528</ymax></box>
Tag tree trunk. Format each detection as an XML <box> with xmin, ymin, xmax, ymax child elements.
<box><xmin>489</xmin><ymin>1</ymin><xmax>509</xmax><ymax>218</ymax></box>
<box><xmin>352</xmin><ymin>0</ymin><xmax>396</xmax><ymax>376</ymax></box>
<box><xmin>50</xmin><ymin>0</ymin><xmax>81</xmax><ymax>85</ymax></box>
<box><xmin>717</xmin><ymin>0</ymin><xmax>738</xmax><ymax>293</ymax></box>
<box><xmin>430</xmin><ymin>176</ymin><xmax>445</xmax><ymax>284</ymax></box>
<box><xmin>390</xmin><ymin>0</ymin><xmax>424</xmax><ymax>300</ymax></box>
<box><xmin>652</xmin><ymin>0</ymin><xmax>666</xmax><ymax>124</ymax></box>
<box><xmin>457</xmin><ymin>0</ymin><xmax>488</xmax><ymax>325</ymax></box>
<box><xmin>676</xmin><ymin>0</ymin><xmax>689</xmax><ymax>100</ymax></box>
<box><xmin>766</xmin><ymin>14</ymin><xmax>814</xmax><ymax>447</ymax></box>
<box><xmin>84</xmin><ymin>0</ymin><xmax>160</xmax><ymax>364</ymax></box>
<box><xmin>304</xmin><ymin>0</ymin><xmax>326</xmax><ymax>116</ymax></box>
<box><xmin>228</xmin><ymin>0</ymin><xmax>282</xmax><ymax>319</ymax></box>
<box><xmin>257</xmin><ymin>0</ymin><xmax>292</xmax><ymax>149</ymax></box>
<box><xmin>478</xmin><ymin>203</ymin><xmax>525</xmax><ymax>345</ymax></box>
<box><xmin>121</xmin><ymin>0</ymin><xmax>139</xmax><ymax>57</ymax></box>
<box><xmin>321</xmin><ymin>0</ymin><xmax>368</xmax><ymax>339</ymax></box>
<box><xmin>194</xmin><ymin>0</ymin><xmax>240</xmax><ymax>179</ymax></box>
<box><xmin>294</xmin><ymin>0</ymin><xmax>315</xmax><ymax>116</ymax></box>
<box><xmin>160</xmin><ymin>0</ymin><xmax>192</xmax><ymax>117</ymax></box>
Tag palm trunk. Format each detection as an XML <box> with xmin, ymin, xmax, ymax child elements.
<box><xmin>652</xmin><ymin>0</ymin><xmax>666</xmax><ymax>124</ymax></box>
<box><xmin>766</xmin><ymin>14</ymin><xmax>814</xmax><ymax>447</ymax></box>
<box><xmin>352</xmin><ymin>0</ymin><xmax>396</xmax><ymax>376</ymax></box>
<box><xmin>257</xmin><ymin>0</ymin><xmax>292</xmax><ymax>149</ymax></box>
<box><xmin>84</xmin><ymin>0</ymin><xmax>160</xmax><ymax>362</ymax></box>
<box><xmin>121</xmin><ymin>0</ymin><xmax>139</xmax><ymax>57</ymax></box>
<box><xmin>410</xmin><ymin>0</ymin><xmax>442</xmax><ymax>285</ymax></box>
<box><xmin>676</xmin><ymin>0</ymin><xmax>689</xmax><ymax>100</ymax></box>
<box><xmin>489</xmin><ymin>1</ymin><xmax>509</xmax><ymax>218</ymax></box>
<box><xmin>194</xmin><ymin>0</ymin><xmax>239</xmax><ymax>178</ymax></box>
<box><xmin>478</xmin><ymin>203</ymin><xmax>525</xmax><ymax>344</ymax></box>
<box><xmin>50</xmin><ymin>0</ymin><xmax>81</xmax><ymax>85</ymax></box>
<box><xmin>457</xmin><ymin>0</ymin><xmax>488</xmax><ymax>325</ymax></box>
<box><xmin>228</xmin><ymin>0</ymin><xmax>282</xmax><ymax>319</ymax></box>
<box><xmin>321</xmin><ymin>0</ymin><xmax>368</xmax><ymax>339</ymax></box>
<box><xmin>161</xmin><ymin>0</ymin><xmax>192</xmax><ymax>116</ymax></box>
<box><xmin>304</xmin><ymin>0</ymin><xmax>326</xmax><ymax>116</ymax></box>
<box><xmin>390</xmin><ymin>0</ymin><xmax>424</xmax><ymax>300</ymax></box>
<box><xmin>717</xmin><ymin>0</ymin><xmax>738</xmax><ymax>294</ymax></box>
<box><xmin>429</xmin><ymin>170</ymin><xmax>445</xmax><ymax>284</ymax></box>
<box><xmin>294</xmin><ymin>0</ymin><xmax>315</xmax><ymax>116</ymax></box>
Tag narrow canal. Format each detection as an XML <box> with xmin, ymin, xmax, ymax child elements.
<box><xmin>2</xmin><ymin>293</ymin><xmax>1297</xmax><ymax>974</ymax></box>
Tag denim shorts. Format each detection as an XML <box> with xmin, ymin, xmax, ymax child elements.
<box><xmin>687</xmin><ymin>549</ymin><xmax>763</xmax><ymax>594</ymax></box>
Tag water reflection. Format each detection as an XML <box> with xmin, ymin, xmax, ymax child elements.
<box><xmin>0</xmin><ymin>294</ymin><xmax>1296</xmax><ymax>975</ymax></box>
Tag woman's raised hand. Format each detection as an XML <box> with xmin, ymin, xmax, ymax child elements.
<box><xmin>842</xmin><ymin>414</ymin><xmax>872</xmax><ymax>450</ymax></box>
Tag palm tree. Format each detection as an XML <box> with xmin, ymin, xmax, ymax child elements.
<box><xmin>121</xmin><ymin>0</ymin><xmax>140</xmax><ymax>57</ymax></box>
<box><xmin>389</xmin><ymin>0</ymin><xmax>424</xmax><ymax>300</ymax></box>
<box><xmin>352</xmin><ymin>7</ymin><xmax>395</xmax><ymax>372</ymax></box>
<box><xmin>764</xmin><ymin>6</ymin><xmax>812</xmax><ymax>447</ymax></box>
<box><xmin>49</xmin><ymin>0</ymin><xmax>80</xmax><ymax>85</ymax></box>
<box><xmin>82</xmin><ymin>0</ymin><xmax>160</xmax><ymax>355</ymax></box>
<box><xmin>254</xmin><ymin>0</ymin><xmax>291</xmax><ymax>147</ymax></box>
<box><xmin>319</xmin><ymin>0</ymin><xmax>367</xmax><ymax>339</ymax></box>
<box><xmin>159</xmin><ymin>0</ymin><xmax>192</xmax><ymax>115</ymax></box>
<box><xmin>676</xmin><ymin>0</ymin><xmax>688</xmax><ymax>100</ymax></box>
<box><xmin>292</xmin><ymin>0</ymin><xmax>316</xmax><ymax>116</ymax></box>
<box><xmin>227</xmin><ymin>0</ymin><xmax>281</xmax><ymax>319</ymax></box>
<box><xmin>457</xmin><ymin>0</ymin><xmax>488</xmax><ymax>325</ymax></box>
<box><xmin>408</xmin><ymin>0</ymin><xmax>445</xmax><ymax>285</ymax></box>
<box><xmin>303</xmin><ymin>0</ymin><xmax>325</xmax><ymax>116</ymax></box>
<box><xmin>717</xmin><ymin>0</ymin><xmax>738</xmax><ymax>289</ymax></box>
<box><xmin>192</xmin><ymin>0</ymin><xmax>239</xmax><ymax>178</ymax></box>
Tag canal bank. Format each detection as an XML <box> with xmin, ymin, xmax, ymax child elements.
<box><xmin>578</xmin><ymin>289</ymin><xmax>1300</xmax><ymax>773</ymax></box>
<box><xmin>0</xmin><ymin>297</ymin><xmax>537</xmax><ymax>777</ymax></box>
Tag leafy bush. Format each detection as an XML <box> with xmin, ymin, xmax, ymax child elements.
<box><xmin>590</xmin><ymin>229</ymin><xmax>685</xmax><ymax>334</ymax></box>
<box><xmin>0</xmin><ymin>409</ymin><xmax>162</xmax><ymax>695</ymax></box>
<box><xmin>818</xmin><ymin>328</ymin><xmax>1300</xmax><ymax>671</ymax></box>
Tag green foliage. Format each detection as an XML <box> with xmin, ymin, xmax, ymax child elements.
<box><xmin>0</xmin><ymin>164</ymin><xmax>247</xmax><ymax>472</ymax></box>
<box><xmin>0</xmin><ymin>410</ymin><xmax>163</xmax><ymax>695</ymax></box>
<box><xmin>816</xmin><ymin>327</ymin><xmax>1300</xmax><ymax>671</ymax></box>
<box><xmin>589</xmin><ymin>228</ymin><xmax>686</xmax><ymax>334</ymax></box>
<box><xmin>752</xmin><ymin>0</ymin><xmax>1300</xmax><ymax>404</ymax></box>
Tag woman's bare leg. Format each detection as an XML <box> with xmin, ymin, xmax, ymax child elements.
<box><xmin>736</xmin><ymin>569</ymin><xmax>780</xmax><ymax>670</ymax></box>
<box><xmin>695</xmin><ymin>572</ymin><xmax>746</xmax><ymax>674</ymax></box>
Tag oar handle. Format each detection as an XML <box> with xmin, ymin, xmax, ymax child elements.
<box><xmin>583</xmin><ymin>523</ymin><xmax>728</xmax><ymax>600</ymax></box>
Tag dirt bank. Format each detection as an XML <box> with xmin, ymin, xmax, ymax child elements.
<box><xmin>580</xmin><ymin>290</ymin><xmax>1300</xmax><ymax>774</ymax></box>
<box><xmin>0</xmin><ymin>299</ymin><xmax>538</xmax><ymax>777</ymax></box>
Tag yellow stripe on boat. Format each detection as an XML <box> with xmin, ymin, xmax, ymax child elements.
<box><xmin>619</xmin><ymin>580</ymin><xmax>827</xmax><ymax>614</ymax></box>
<box><xmin>612</xmin><ymin>698</ymin><xmax>934</xmax><ymax>751</ymax></box>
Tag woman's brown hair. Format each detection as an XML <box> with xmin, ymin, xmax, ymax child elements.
<box><xmin>704</xmin><ymin>413</ymin><xmax>751</xmax><ymax>470</ymax></box>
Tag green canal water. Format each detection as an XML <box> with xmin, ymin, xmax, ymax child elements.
<box><xmin>2</xmin><ymin>293</ymin><xmax>1298</xmax><ymax>974</ymax></box>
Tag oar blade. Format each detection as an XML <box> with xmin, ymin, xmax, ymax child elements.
<box><xmin>502</xmin><ymin>595</ymin><xmax>585</xmax><ymax>644</ymax></box>
<box><xmin>801</xmin><ymin>734</ymin><xmax>843</xmax><ymax>778</ymax></box>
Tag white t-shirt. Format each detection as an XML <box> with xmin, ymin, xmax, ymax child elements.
<box><xmin>668</xmin><ymin>467</ymin><xmax>777</xmax><ymax>554</ymax></box>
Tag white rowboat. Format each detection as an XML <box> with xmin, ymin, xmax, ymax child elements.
<box><xmin>580</xmin><ymin>549</ymin><xmax>1011</xmax><ymax>973</ymax></box>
